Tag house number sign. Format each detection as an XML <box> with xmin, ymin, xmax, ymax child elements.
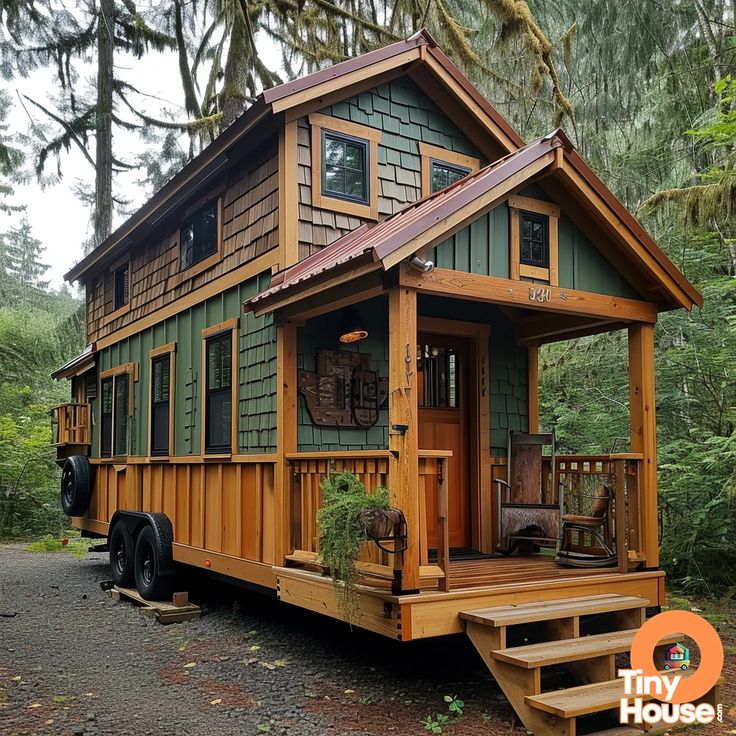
<box><xmin>528</xmin><ymin>287</ymin><xmax>568</xmax><ymax>303</ymax></box>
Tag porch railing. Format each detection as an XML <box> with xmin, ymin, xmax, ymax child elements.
<box><xmin>286</xmin><ymin>450</ymin><xmax>450</xmax><ymax>592</ymax></box>
<box><xmin>51</xmin><ymin>403</ymin><xmax>92</xmax><ymax>446</ymax></box>
<box><xmin>543</xmin><ymin>453</ymin><xmax>644</xmax><ymax>573</ymax></box>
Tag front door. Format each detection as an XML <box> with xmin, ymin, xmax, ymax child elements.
<box><xmin>418</xmin><ymin>333</ymin><xmax>471</xmax><ymax>550</ymax></box>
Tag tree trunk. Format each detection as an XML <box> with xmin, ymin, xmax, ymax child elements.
<box><xmin>220</xmin><ymin>7</ymin><xmax>249</xmax><ymax>130</ymax></box>
<box><xmin>94</xmin><ymin>0</ymin><xmax>115</xmax><ymax>247</ymax></box>
<box><xmin>693</xmin><ymin>0</ymin><xmax>722</xmax><ymax>83</ymax></box>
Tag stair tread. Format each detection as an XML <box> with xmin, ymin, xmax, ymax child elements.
<box><xmin>460</xmin><ymin>594</ymin><xmax>649</xmax><ymax>627</ymax></box>
<box><xmin>525</xmin><ymin>669</ymin><xmax>697</xmax><ymax>718</ymax></box>
<box><xmin>586</xmin><ymin>728</ymin><xmax>645</xmax><ymax>736</ymax></box>
<box><xmin>492</xmin><ymin>629</ymin><xmax>682</xmax><ymax>668</ymax></box>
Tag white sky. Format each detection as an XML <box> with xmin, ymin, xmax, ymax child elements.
<box><xmin>6</xmin><ymin>20</ymin><xmax>282</xmax><ymax>291</ymax></box>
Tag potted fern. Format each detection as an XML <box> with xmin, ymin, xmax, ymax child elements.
<box><xmin>317</xmin><ymin>471</ymin><xmax>400</xmax><ymax>622</ymax></box>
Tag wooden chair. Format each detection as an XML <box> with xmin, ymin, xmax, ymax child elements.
<box><xmin>554</xmin><ymin>484</ymin><xmax>617</xmax><ymax>567</ymax></box>
<box><xmin>495</xmin><ymin>430</ymin><xmax>561</xmax><ymax>554</ymax></box>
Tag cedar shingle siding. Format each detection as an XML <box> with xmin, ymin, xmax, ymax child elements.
<box><xmin>87</xmin><ymin>136</ymin><xmax>279</xmax><ymax>344</ymax></box>
<box><xmin>297</xmin><ymin>78</ymin><xmax>483</xmax><ymax>259</ymax></box>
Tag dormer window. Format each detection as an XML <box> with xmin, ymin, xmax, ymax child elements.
<box><xmin>419</xmin><ymin>143</ymin><xmax>479</xmax><ymax>196</ymax></box>
<box><xmin>520</xmin><ymin>212</ymin><xmax>549</xmax><ymax>269</ymax></box>
<box><xmin>180</xmin><ymin>201</ymin><xmax>218</xmax><ymax>271</ymax></box>
<box><xmin>322</xmin><ymin>132</ymin><xmax>368</xmax><ymax>204</ymax></box>
<box><xmin>430</xmin><ymin>161</ymin><xmax>470</xmax><ymax>193</ymax></box>
<box><xmin>508</xmin><ymin>195</ymin><xmax>560</xmax><ymax>285</ymax></box>
<box><xmin>309</xmin><ymin>112</ymin><xmax>381</xmax><ymax>220</ymax></box>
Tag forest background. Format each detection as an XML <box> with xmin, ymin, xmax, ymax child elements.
<box><xmin>0</xmin><ymin>0</ymin><xmax>733</xmax><ymax>597</ymax></box>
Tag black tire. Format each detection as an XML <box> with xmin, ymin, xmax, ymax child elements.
<box><xmin>60</xmin><ymin>456</ymin><xmax>94</xmax><ymax>517</ymax></box>
<box><xmin>109</xmin><ymin>520</ymin><xmax>135</xmax><ymax>588</ymax></box>
<box><xmin>134</xmin><ymin>520</ymin><xmax>175</xmax><ymax>600</ymax></box>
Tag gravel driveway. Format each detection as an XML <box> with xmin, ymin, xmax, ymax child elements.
<box><xmin>0</xmin><ymin>544</ymin><xmax>518</xmax><ymax>736</ymax></box>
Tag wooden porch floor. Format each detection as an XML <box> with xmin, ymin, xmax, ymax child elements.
<box><xmin>446</xmin><ymin>554</ymin><xmax>610</xmax><ymax>590</ymax></box>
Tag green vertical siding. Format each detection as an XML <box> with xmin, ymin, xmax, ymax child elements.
<box><xmin>297</xmin><ymin>296</ymin><xmax>389</xmax><ymax>452</ymax></box>
<box><xmin>94</xmin><ymin>272</ymin><xmax>277</xmax><ymax>459</ymax></box>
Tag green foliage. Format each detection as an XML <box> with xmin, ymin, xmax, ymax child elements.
<box><xmin>317</xmin><ymin>472</ymin><xmax>390</xmax><ymax>622</ymax></box>
<box><xmin>422</xmin><ymin>713</ymin><xmax>450</xmax><ymax>734</ymax></box>
<box><xmin>443</xmin><ymin>694</ymin><xmax>464</xmax><ymax>717</ymax></box>
<box><xmin>26</xmin><ymin>535</ymin><xmax>89</xmax><ymax>558</ymax></box>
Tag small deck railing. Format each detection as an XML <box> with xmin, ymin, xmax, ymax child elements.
<box><xmin>545</xmin><ymin>454</ymin><xmax>644</xmax><ymax>573</ymax></box>
<box><xmin>51</xmin><ymin>403</ymin><xmax>92</xmax><ymax>446</ymax></box>
<box><xmin>286</xmin><ymin>450</ymin><xmax>450</xmax><ymax>592</ymax></box>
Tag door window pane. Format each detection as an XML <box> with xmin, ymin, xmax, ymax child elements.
<box><xmin>101</xmin><ymin>378</ymin><xmax>113</xmax><ymax>457</ymax></box>
<box><xmin>114</xmin><ymin>374</ymin><xmax>128</xmax><ymax>456</ymax></box>
<box><xmin>418</xmin><ymin>344</ymin><xmax>459</xmax><ymax>408</ymax></box>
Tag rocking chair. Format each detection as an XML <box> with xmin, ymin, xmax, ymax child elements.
<box><xmin>554</xmin><ymin>484</ymin><xmax>617</xmax><ymax>568</ymax></box>
<box><xmin>495</xmin><ymin>430</ymin><xmax>561</xmax><ymax>554</ymax></box>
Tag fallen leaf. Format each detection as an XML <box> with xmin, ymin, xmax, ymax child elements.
<box><xmin>183</xmin><ymin>662</ymin><xmax>196</xmax><ymax>669</ymax></box>
<box><xmin>210</xmin><ymin>699</ymin><xmax>222</xmax><ymax>705</ymax></box>
<box><xmin>45</xmin><ymin>720</ymin><xmax>54</xmax><ymax>725</ymax></box>
<box><xmin>28</xmin><ymin>703</ymin><xmax>42</xmax><ymax>709</ymax></box>
<box><xmin>84</xmin><ymin>693</ymin><xmax>94</xmax><ymax>697</ymax></box>
<box><xmin>249</xmin><ymin>645</ymin><xmax>260</xmax><ymax>652</ymax></box>
<box><xmin>11</xmin><ymin>676</ymin><xmax>21</xmax><ymax>682</ymax></box>
<box><xmin>259</xmin><ymin>659</ymin><xmax>288</xmax><ymax>670</ymax></box>
<box><xmin>344</xmin><ymin>689</ymin><xmax>355</xmax><ymax>694</ymax></box>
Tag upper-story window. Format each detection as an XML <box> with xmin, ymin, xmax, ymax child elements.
<box><xmin>430</xmin><ymin>161</ymin><xmax>470</xmax><ymax>193</ymax></box>
<box><xmin>419</xmin><ymin>143</ymin><xmax>479</xmax><ymax>197</ymax></box>
<box><xmin>508</xmin><ymin>195</ymin><xmax>560</xmax><ymax>285</ymax></box>
<box><xmin>520</xmin><ymin>212</ymin><xmax>549</xmax><ymax>269</ymax></box>
<box><xmin>322</xmin><ymin>132</ymin><xmax>368</xmax><ymax>204</ymax></box>
<box><xmin>181</xmin><ymin>201</ymin><xmax>218</xmax><ymax>271</ymax></box>
<box><xmin>309</xmin><ymin>112</ymin><xmax>381</xmax><ymax>221</ymax></box>
<box><xmin>114</xmin><ymin>263</ymin><xmax>129</xmax><ymax>310</ymax></box>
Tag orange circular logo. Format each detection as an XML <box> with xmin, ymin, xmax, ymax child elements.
<box><xmin>630</xmin><ymin>610</ymin><xmax>723</xmax><ymax>704</ymax></box>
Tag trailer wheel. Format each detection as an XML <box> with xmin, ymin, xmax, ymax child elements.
<box><xmin>60</xmin><ymin>456</ymin><xmax>93</xmax><ymax>517</ymax></box>
<box><xmin>109</xmin><ymin>520</ymin><xmax>135</xmax><ymax>588</ymax></box>
<box><xmin>134</xmin><ymin>521</ymin><xmax>175</xmax><ymax>601</ymax></box>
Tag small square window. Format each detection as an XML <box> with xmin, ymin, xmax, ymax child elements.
<box><xmin>114</xmin><ymin>265</ymin><xmax>129</xmax><ymax>310</ymax></box>
<box><xmin>181</xmin><ymin>201</ymin><xmax>218</xmax><ymax>271</ymax></box>
<box><xmin>520</xmin><ymin>212</ymin><xmax>549</xmax><ymax>268</ymax></box>
<box><xmin>430</xmin><ymin>161</ymin><xmax>470</xmax><ymax>193</ymax></box>
<box><xmin>321</xmin><ymin>131</ymin><xmax>368</xmax><ymax>204</ymax></box>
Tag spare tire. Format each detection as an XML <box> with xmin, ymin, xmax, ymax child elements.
<box><xmin>60</xmin><ymin>455</ymin><xmax>93</xmax><ymax>517</ymax></box>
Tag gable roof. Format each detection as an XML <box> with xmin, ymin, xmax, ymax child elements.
<box><xmin>244</xmin><ymin>129</ymin><xmax>702</xmax><ymax>315</ymax></box>
<box><xmin>64</xmin><ymin>29</ymin><xmax>521</xmax><ymax>283</ymax></box>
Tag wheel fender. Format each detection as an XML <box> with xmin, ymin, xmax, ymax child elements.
<box><xmin>110</xmin><ymin>511</ymin><xmax>176</xmax><ymax>575</ymax></box>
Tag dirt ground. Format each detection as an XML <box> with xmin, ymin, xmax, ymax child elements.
<box><xmin>0</xmin><ymin>544</ymin><xmax>733</xmax><ymax>736</ymax></box>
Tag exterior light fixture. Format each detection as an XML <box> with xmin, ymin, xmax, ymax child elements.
<box><xmin>409</xmin><ymin>255</ymin><xmax>434</xmax><ymax>273</ymax></box>
<box><xmin>338</xmin><ymin>307</ymin><xmax>368</xmax><ymax>344</ymax></box>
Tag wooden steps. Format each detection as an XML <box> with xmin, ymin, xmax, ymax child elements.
<box><xmin>110</xmin><ymin>586</ymin><xmax>201</xmax><ymax>624</ymax></box>
<box><xmin>492</xmin><ymin>629</ymin><xmax>681</xmax><ymax>669</ymax></box>
<box><xmin>526</xmin><ymin>669</ymin><xmax>697</xmax><ymax>718</ymax></box>
<box><xmin>461</xmin><ymin>594</ymin><xmax>648</xmax><ymax>628</ymax></box>
<box><xmin>461</xmin><ymin>593</ymin><xmax>721</xmax><ymax>736</ymax></box>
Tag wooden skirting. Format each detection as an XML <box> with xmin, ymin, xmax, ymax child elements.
<box><xmin>85</xmin><ymin>460</ymin><xmax>278</xmax><ymax>569</ymax></box>
<box><xmin>173</xmin><ymin>544</ymin><xmax>276</xmax><ymax>589</ymax></box>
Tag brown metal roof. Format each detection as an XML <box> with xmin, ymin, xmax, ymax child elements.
<box><xmin>245</xmin><ymin>133</ymin><xmax>563</xmax><ymax>309</ymax></box>
<box><xmin>245</xmin><ymin>128</ymin><xmax>703</xmax><ymax>313</ymax></box>
<box><xmin>65</xmin><ymin>29</ymin><xmax>523</xmax><ymax>284</ymax></box>
<box><xmin>51</xmin><ymin>343</ymin><xmax>97</xmax><ymax>380</ymax></box>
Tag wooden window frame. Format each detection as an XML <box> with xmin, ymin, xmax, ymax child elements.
<box><xmin>419</xmin><ymin>143</ymin><xmax>479</xmax><ymax>196</ymax></box>
<box><xmin>201</xmin><ymin>319</ymin><xmax>239</xmax><ymax>457</ymax></box>
<box><xmin>102</xmin><ymin>255</ymin><xmax>132</xmax><ymax>325</ymax></box>
<box><xmin>309</xmin><ymin>112</ymin><xmax>381</xmax><ymax>221</ymax></box>
<box><xmin>508</xmin><ymin>195</ymin><xmax>560</xmax><ymax>286</ymax></box>
<box><xmin>177</xmin><ymin>197</ymin><xmax>223</xmax><ymax>281</ymax></box>
<box><xmin>98</xmin><ymin>362</ymin><xmax>138</xmax><ymax>459</ymax></box>
<box><xmin>148</xmin><ymin>342</ymin><xmax>176</xmax><ymax>460</ymax></box>
<box><xmin>113</xmin><ymin>262</ymin><xmax>130</xmax><ymax>311</ymax></box>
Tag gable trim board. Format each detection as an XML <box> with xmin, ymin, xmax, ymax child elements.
<box><xmin>65</xmin><ymin>30</ymin><xmax>521</xmax><ymax>285</ymax></box>
<box><xmin>245</xmin><ymin>130</ymin><xmax>700</xmax><ymax>318</ymax></box>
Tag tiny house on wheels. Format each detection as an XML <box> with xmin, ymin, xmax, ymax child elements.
<box><xmin>52</xmin><ymin>31</ymin><xmax>718</xmax><ymax>735</ymax></box>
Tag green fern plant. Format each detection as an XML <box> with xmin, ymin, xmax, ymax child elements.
<box><xmin>317</xmin><ymin>471</ymin><xmax>390</xmax><ymax>622</ymax></box>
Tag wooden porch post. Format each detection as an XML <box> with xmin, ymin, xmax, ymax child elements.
<box><xmin>628</xmin><ymin>323</ymin><xmax>658</xmax><ymax>568</ymax></box>
<box><xmin>388</xmin><ymin>284</ymin><xmax>420</xmax><ymax>593</ymax></box>
<box><xmin>528</xmin><ymin>343</ymin><xmax>539</xmax><ymax>433</ymax></box>
<box><xmin>275</xmin><ymin>322</ymin><xmax>298</xmax><ymax>566</ymax></box>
